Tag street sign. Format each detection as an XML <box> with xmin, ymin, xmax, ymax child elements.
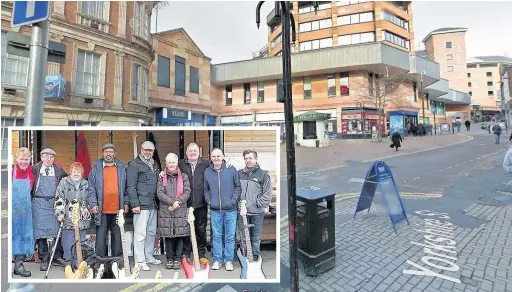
<box><xmin>6</xmin><ymin>32</ymin><xmax>66</xmax><ymax>64</ymax></box>
<box><xmin>12</xmin><ymin>1</ymin><xmax>50</xmax><ymax>28</ymax></box>
<box><xmin>354</xmin><ymin>160</ymin><xmax>409</xmax><ymax>232</ymax></box>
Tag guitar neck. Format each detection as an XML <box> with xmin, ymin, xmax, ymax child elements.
<box><xmin>73</xmin><ymin>223</ymin><xmax>83</xmax><ymax>264</ymax></box>
<box><xmin>242</xmin><ymin>215</ymin><xmax>253</xmax><ymax>260</ymax></box>
<box><xmin>190</xmin><ymin>227</ymin><xmax>201</xmax><ymax>271</ymax></box>
<box><xmin>119</xmin><ymin>225</ymin><xmax>131</xmax><ymax>276</ymax></box>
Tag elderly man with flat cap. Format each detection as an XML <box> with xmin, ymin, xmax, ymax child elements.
<box><xmin>87</xmin><ymin>143</ymin><xmax>128</xmax><ymax>258</ymax></box>
<box><xmin>31</xmin><ymin>148</ymin><xmax>67</xmax><ymax>270</ymax></box>
<box><xmin>127</xmin><ymin>140</ymin><xmax>162</xmax><ymax>271</ymax></box>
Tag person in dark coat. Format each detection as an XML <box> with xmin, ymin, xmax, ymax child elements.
<box><xmin>31</xmin><ymin>148</ymin><xmax>67</xmax><ymax>271</ymax></box>
<box><xmin>418</xmin><ymin>123</ymin><xmax>426</xmax><ymax>136</ymax></box>
<box><xmin>156</xmin><ymin>153</ymin><xmax>191</xmax><ymax>270</ymax></box>
<box><xmin>465</xmin><ymin>120</ymin><xmax>471</xmax><ymax>131</ymax></box>
<box><xmin>391</xmin><ymin>132</ymin><xmax>402</xmax><ymax>151</ymax></box>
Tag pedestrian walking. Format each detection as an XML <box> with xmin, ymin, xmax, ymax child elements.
<box><xmin>503</xmin><ymin>143</ymin><xmax>512</xmax><ymax>173</ymax></box>
<box><xmin>426</xmin><ymin>123</ymin><xmax>433</xmax><ymax>135</ymax></box>
<box><xmin>390</xmin><ymin>132</ymin><xmax>402</xmax><ymax>151</ymax></box>
<box><xmin>456</xmin><ymin>120</ymin><xmax>461</xmax><ymax>132</ymax></box>
<box><xmin>465</xmin><ymin>120</ymin><xmax>471</xmax><ymax>131</ymax></box>
<box><xmin>492</xmin><ymin>123</ymin><xmax>502</xmax><ymax>144</ymax></box>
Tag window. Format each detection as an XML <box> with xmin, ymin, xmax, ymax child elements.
<box><xmin>337</xmin><ymin>1</ymin><xmax>373</xmax><ymax>6</ymax></box>
<box><xmin>157</xmin><ymin>55</ymin><xmax>170</xmax><ymax>87</ymax></box>
<box><xmin>68</xmin><ymin>121</ymin><xmax>99</xmax><ymax>126</ymax></box>
<box><xmin>337</xmin><ymin>12</ymin><xmax>373</xmax><ymax>26</ymax></box>
<box><xmin>80</xmin><ymin>1</ymin><xmax>104</xmax><ymax>19</ymax></box>
<box><xmin>299</xmin><ymin>19</ymin><xmax>332</xmax><ymax>32</ymax></box>
<box><xmin>382</xmin><ymin>31</ymin><xmax>409</xmax><ymax>50</ymax></box>
<box><xmin>338</xmin><ymin>32</ymin><xmax>375</xmax><ymax>46</ymax></box>
<box><xmin>467</xmin><ymin>64</ymin><xmax>476</xmax><ymax>68</ymax></box>
<box><xmin>303</xmin><ymin>77</ymin><xmax>312</xmax><ymax>99</ymax></box>
<box><xmin>488</xmin><ymin>91</ymin><xmax>494</xmax><ymax>96</ymax></box>
<box><xmin>298</xmin><ymin>1</ymin><xmax>331</xmax><ymax>14</ymax></box>
<box><xmin>487</xmin><ymin>72</ymin><xmax>492</xmax><ymax>77</ymax></box>
<box><xmin>1</xmin><ymin>118</ymin><xmax>24</xmax><ymax>161</ymax></box>
<box><xmin>74</xmin><ymin>50</ymin><xmax>101</xmax><ymax>96</ymax></box>
<box><xmin>447</xmin><ymin>66</ymin><xmax>454</xmax><ymax>72</ymax></box>
<box><xmin>480</xmin><ymin>63</ymin><xmax>497</xmax><ymax>68</ymax></box>
<box><xmin>327</xmin><ymin>75</ymin><xmax>336</xmax><ymax>97</ymax></box>
<box><xmin>271</xmin><ymin>34</ymin><xmax>282</xmax><ymax>48</ymax></box>
<box><xmin>175</xmin><ymin>56</ymin><xmax>185</xmax><ymax>96</ymax></box>
<box><xmin>257</xmin><ymin>81</ymin><xmax>264</xmax><ymax>103</ymax></box>
<box><xmin>1</xmin><ymin>31</ymin><xmax>28</xmax><ymax>86</ymax></box>
<box><xmin>131</xmin><ymin>63</ymin><xmax>148</xmax><ymax>103</ymax></box>
<box><xmin>381</xmin><ymin>11</ymin><xmax>408</xmax><ymax>30</ymax></box>
<box><xmin>190</xmin><ymin>66</ymin><xmax>199</xmax><ymax>94</ymax></box>
<box><xmin>340</xmin><ymin>72</ymin><xmax>349</xmax><ymax>96</ymax></box>
<box><xmin>467</xmin><ymin>73</ymin><xmax>471</xmax><ymax>78</ymax></box>
<box><xmin>277</xmin><ymin>79</ymin><xmax>284</xmax><ymax>101</ymax></box>
<box><xmin>244</xmin><ymin>83</ymin><xmax>251</xmax><ymax>104</ymax></box>
<box><xmin>226</xmin><ymin>85</ymin><xmax>232</xmax><ymax>105</ymax></box>
<box><xmin>447</xmin><ymin>54</ymin><xmax>453</xmax><ymax>60</ymax></box>
<box><xmin>134</xmin><ymin>1</ymin><xmax>150</xmax><ymax>40</ymax></box>
<box><xmin>299</xmin><ymin>38</ymin><xmax>332</xmax><ymax>51</ymax></box>
<box><xmin>318</xmin><ymin>1</ymin><xmax>332</xmax><ymax>10</ymax></box>
<box><xmin>303</xmin><ymin>121</ymin><xmax>317</xmax><ymax>139</ymax></box>
<box><xmin>487</xmin><ymin>81</ymin><xmax>493</xmax><ymax>87</ymax></box>
<box><xmin>446</xmin><ymin>42</ymin><xmax>452</xmax><ymax>48</ymax></box>
<box><xmin>469</xmin><ymin>91</ymin><xmax>472</xmax><ymax>96</ymax></box>
<box><xmin>468</xmin><ymin>82</ymin><xmax>472</xmax><ymax>87</ymax></box>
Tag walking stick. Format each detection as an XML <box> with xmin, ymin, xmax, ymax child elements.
<box><xmin>45</xmin><ymin>221</ymin><xmax>64</xmax><ymax>279</ymax></box>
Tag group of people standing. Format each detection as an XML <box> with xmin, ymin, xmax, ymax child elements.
<box><xmin>12</xmin><ymin>140</ymin><xmax>273</xmax><ymax>277</ymax></box>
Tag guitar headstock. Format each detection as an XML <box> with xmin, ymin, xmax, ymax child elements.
<box><xmin>117</xmin><ymin>209</ymin><xmax>125</xmax><ymax>227</ymax></box>
<box><xmin>71</xmin><ymin>200</ymin><xmax>80</xmax><ymax>225</ymax></box>
<box><xmin>131</xmin><ymin>132</ymin><xmax>138</xmax><ymax>139</ymax></box>
<box><xmin>187</xmin><ymin>207</ymin><xmax>195</xmax><ymax>224</ymax></box>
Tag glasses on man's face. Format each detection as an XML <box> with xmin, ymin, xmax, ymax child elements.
<box><xmin>41</xmin><ymin>154</ymin><xmax>54</xmax><ymax>160</ymax></box>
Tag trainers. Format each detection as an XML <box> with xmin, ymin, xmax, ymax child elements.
<box><xmin>139</xmin><ymin>262</ymin><xmax>151</xmax><ymax>271</ymax></box>
<box><xmin>146</xmin><ymin>257</ymin><xmax>162</xmax><ymax>265</ymax></box>
<box><xmin>211</xmin><ymin>261</ymin><xmax>222</xmax><ymax>270</ymax></box>
<box><xmin>225</xmin><ymin>261</ymin><xmax>234</xmax><ymax>271</ymax></box>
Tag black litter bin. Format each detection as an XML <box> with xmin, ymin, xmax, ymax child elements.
<box><xmin>296</xmin><ymin>186</ymin><xmax>335</xmax><ymax>276</ymax></box>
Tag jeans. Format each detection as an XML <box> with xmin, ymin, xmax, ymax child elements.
<box><xmin>237</xmin><ymin>213</ymin><xmax>265</xmax><ymax>258</ymax></box>
<box><xmin>95</xmin><ymin>213</ymin><xmax>122</xmax><ymax>257</ymax></box>
<box><xmin>210</xmin><ymin>210</ymin><xmax>237</xmax><ymax>263</ymax></box>
<box><xmin>182</xmin><ymin>205</ymin><xmax>207</xmax><ymax>259</ymax></box>
<box><xmin>164</xmin><ymin>237</ymin><xmax>184</xmax><ymax>261</ymax></box>
<box><xmin>495</xmin><ymin>134</ymin><xmax>501</xmax><ymax>144</ymax></box>
<box><xmin>133</xmin><ymin>209</ymin><xmax>157</xmax><ymax>263</ymax></box>
<box><xmin>61</xmin><ymin>229</ymin><xmax>86</xmax><ymax>265</ymax></box>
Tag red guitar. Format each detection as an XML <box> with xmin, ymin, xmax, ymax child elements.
<box><xmin>181</xmin><ymin>207</ymin><xmax>210</xmax><ymax>279</ymax></box>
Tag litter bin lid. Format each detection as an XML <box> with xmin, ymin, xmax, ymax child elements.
<box><xmin>297</xmin><ymin>186</ymin><xmax>334</xmax><ymax>201</ymax></box>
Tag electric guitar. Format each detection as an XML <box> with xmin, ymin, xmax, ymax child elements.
<box><xmin>116</xmin><ymin>209</ymin><xmax>131</xmax><ymax>278</ymax></box>
<box><xmin>182</xmin><ymin>207</ymin><xmax>210</xmax><ymax>279</ymax></box>
<box><xmin>131</xmin><ymin>132</ymin><xmax>138</xmax><ymax>159</ymax></box>
<box><xmin>65</xmin><ymin>201</ymin><xmax>88</xmax><ymax>279</ymax></box>
<box><xmin>237</xmin><ymin>200</ymin><xmax>266</xmax><ymax>279</ymax></box>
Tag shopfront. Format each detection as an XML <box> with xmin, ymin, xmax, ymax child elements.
<box><xmin>220</xmin><ymin>115</ymin><xmax>253</xmax><ymax>126</ymax></box>
<box><xmin>155</xmin><ymin>108</ymin><xmax>207</xmax><ymax>126</ymax></box>
<box><xmin>387</xmin><ymin>110</ymin><xmax>419</xmax><ymax>135</ymax></box>
<box><xmin>341</xmin><ymin>108</ymin><xmax>384</xmax><ymax>139</ymax></box>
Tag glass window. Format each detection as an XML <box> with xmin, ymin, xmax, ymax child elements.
<box><xmin>488</xmin><ymin>91</ymin><xmax>494</xmax><ymax>96</ymax></box>
<box><xmin>488</xmin><ymin>81</ymin><xmax>493</xmax><ymax>86</ymax></box>
<box><xmin>299</xmin><ymin>23</ymin><xmax>311</xmax><ymax>32</ymax></box>
<box><xmin>352</xmin><ymin>34</ymin><xmax>361</xmax><ymax>44</ymax></box>
<box><xmin>189</xmin><ymin>66</ymin><xmax>199</xmax><ymax>94</ymax></box>
<box><xmin>1</xmin><ymin>118</ymin><xmax>24</xmax><ymax>161</ymax></box>
<box><xmin>338</xmin><ymin>15</ymin><xmax>350</xmax><ymax>25</ymax></box>
<box><xmin>446</xmin><ymin>42</ymin><xmax>452</xmax><ymax>48</ymax></box>
<box><xmin>327</xmin><ymin>75</ymin><xmax>336</xmax><ymax>97</ymax></box>
<box><xmin>80</xmin><ymin>1</ymin><xmax>104</xmax><ymax>19</ymax></box>
<box><xmin>75</xmin><ymin>50</ymin><xmax>101</xmax><ymax>96</ymax></box>
<box><xmin>257</xmin><ymin>81</ymin><xmax>264</xmax><ymax>103</ymax></box>
<box><xmin>312</xmin><ymin>40</ymin><xmax>320</xmax><ymax>50</ymax></box>
<box><xmin>318</xmin><ymin>2</ymin><xmax>332</xmax><ymax>10</ymax></box>
<box><xmin>447</xmin><ymin>66</ymin><xmax>454</xmax><ymax>72</ymax></box>
<box><xmin>468</xmin><ymin>73</ymin><xmax>471</xmax><ymax>78</ymax></box>
<box><xmin>157</xmin><ymin>55</ymin><xmax>170</xmax><ymax>87</ymax></box>
<box><xmin>339</xmin><ymin>35</ymin><xmax>352</xmax><ymax>46</ymax></box>
<box><xmin>303</xmin><ymin>121</ymin><xmax>317</xmax><ymax>139</ymax></box>
<box><xmin>487</xmin><ymin>72</ymin><xmax>492</xmax><ymax>77</ymax></box>
<box><xmin>320</xmin><ymin>38</ymin><xmax>332</xmax><ymax>48</ymax></box>
<box><xmin>447</xmin><ymin>54</ymin><xmax>453</xmax><ymax>60</ymax></box>
<box><xmin>142</xmin><ymin>68</ymin><xmax>148</xmax><ymax>103</ymax></box>
<box><xmin>175</xmin><ymin>56</ymin><xmax>186</xmax><ymax>96</ymax></box>
<box><xmin>134</xmin><ymin>2</ymin><xmax>150</xmax><ymax>40</ymax></box>
<box><xmin>350</xmin><ymin>14</ymin><xmax>360</xmax><ymax>24</ymax></box>
<box><xmin>131</xmin><ymin>63</ymin><xmax>139</xmax><ymax>101</ymax></box>
<box><xmin>226</xmin><ymin>85</ymin><xmax>232</xmax><ymax>105</ymax></box>
<box><xmin>244</xmin><ymin>83</ymin><xmax>251</xmax><ymax>104</ymax></box>
<box><xmin>468</xmin><ymin>82</ymin><xmax>472</xmax><ymax>87</ymax></box>
<box><xmin>304</xmin><ymin>77</ymin><xmax>312</xmax><ymax>99</ymax></box>
<box><xmin>1</xmin><ymin>31</ymin><xmax>29</xmax><ymax>86</ymax></box>
<box><xmin>312</xmin><ymin>20</ymin><xmax>320</xmax><ymax>31</ymax></box>
<box><xmin>319</xmin><ymin>19</ymin><xmax>332</xmax><ymax>29</ymax></box>
<box><xmin>361</xmin><ymin>32</ymin><xmax>375</xmax><ymax>43</ymax></box>
<box><xmin>277</xmin><ymin>79</ymin><xmax>284</xmax><ymax>101</ymax></box>
<box><xmin>360</xmin><ymin>12</ymin><xmax>373</xmax><ymax>22</ymax></box>
<box><xmin>340</xmin><ymin>72</ymin><xmax>349</xmax><ymax>96</ymax></box>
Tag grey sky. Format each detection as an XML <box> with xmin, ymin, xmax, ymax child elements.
<box><xmin>153</xmin><ymin>1</ymin><xmax>512</xmax><ymax>64</ymax></box>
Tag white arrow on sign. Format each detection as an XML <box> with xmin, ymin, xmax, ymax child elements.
<box><xmin>26</xmin><ymin>1</ymin><xmax>35</xmax><ymax>18</ymax></box>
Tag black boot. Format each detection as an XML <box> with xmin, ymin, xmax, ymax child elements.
<box><xmin>40</xmin><ymin>261</ymin><xmax>49</xmax><ymax>271</ymax></box>
<box><xmin>13</xmin><ymin>256</ymin><xmax>31</xmax><ymax>277</ymax></box>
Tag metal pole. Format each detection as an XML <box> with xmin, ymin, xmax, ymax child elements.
<box><xmin>434</xmin><ymin>112</ymin><xmax>437</xmax><ymax>135</ymax></box>
<box><xmin>420</xmin><ymin>73</ymin><xmax>425</xmax><ymax>126</ymax></box>
<box><xmin>24</xmin><ymin>20</ymin><xmax>50</xmax><ymax>126</ymax></box>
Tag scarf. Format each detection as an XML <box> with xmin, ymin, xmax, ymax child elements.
<box><xmin>139</xmin><ymin>154</ymin><xmax>155</xmax><ymax>172</ymax></box>
<box><xmin>162</xmin><ymin>167</ymin><xmax>184</xmax><ymax>198</ymax></box>
<box><xmin>12</xmin><ymin>164</ymin><xmax>35</xmax><ymax>188</ymax></box>
<box><xmin>243</xmin><ymin>163</ymin><xmax>259</xmax><ymax>174</ymax></box>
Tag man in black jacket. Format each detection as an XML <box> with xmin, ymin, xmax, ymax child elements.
<box><xmin>180</xmin><ymin>143</ymin><xmax>210</xmax><ymax>260</ymax></box>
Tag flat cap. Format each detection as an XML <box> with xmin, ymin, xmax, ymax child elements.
<box><xmin>40</xmin><ymin>148</ymin><xmax>56</xmax><ymax>156</ymax></box>
<box><xmin>102</xmin><ymin>143</ymin><xmax>116</xmax><ymax>151</ymax></box>
<box><xmin>141</xmin><ymin>141</ymin><xmax>155</xmax><ymax>150</ymax></box>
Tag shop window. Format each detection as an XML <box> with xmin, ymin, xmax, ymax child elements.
<box><xmin>277</xmin><ymin>79</ymin><xmax>284</xmax><ymax>101</ymax></box>
<box><xmin>244</xmin><ymin>83</ymin><xmax>251</xmax><ymax>104</ymax></box>
<box><xmin>340</xmin><ymin>72</ymin><xmax>349</xmax><ymax>96</ymax></box>
<box><xmin>257</xmin><ymin>81</ymin><xmax>264</xmax><ymax>103</ymax></box>
<box><xmin>304</xmin><ymin>77</ymin><xmax>312</xmax><ymax>99</ymax></box>
<box><xmin>327</xmin><ymin>75</ymin><xmax>336</xmax><ymax>97</ymax></box>
<box><xmin>303</xmin><ymin>121</ymin><xmax>317</xmax><ymax>139</ymax></box>
<box><xmin>226</xmin><ymin>85</ymin><xmax>232</xmax><ymax>105</ymax></box>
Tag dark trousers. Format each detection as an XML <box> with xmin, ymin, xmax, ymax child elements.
<box><xmin>183</xmin><ymin>205</ymin><xmax>207</xmax><ymax>259</ymax></box>
<box><xmin>95</xmin><ymin>213</ymin><xmax>122</xmax><ymax>257</ymax></box>
<box><xmin>237</xmin><ymin>213</ymin><xmax>265</xmax><ymax>258</ymax></box>
<box><xmin>62</xmin><ymin>229</ymin><xmax>86</xmax><ymax>265</ymax></box>
<box><xmin>165</xmin><ymin>237</ymin><xmax>184</xmax><ymax>261</ymax></box>
<box><xmin>36</xmin><ymin>237</ymin><xmax>63</xmax><ymax>262</ymax></box>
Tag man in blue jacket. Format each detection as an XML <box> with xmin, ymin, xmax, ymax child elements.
<box><xmin>204</xmin><ymin>148</ymin><xmax>241</xmax><ymax>271</ymax></box>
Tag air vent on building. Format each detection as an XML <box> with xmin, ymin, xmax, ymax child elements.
<box><xmin>84</xmin><ymin>98</ymin><xmax>93</xmax><ymax>104</ymax></box>
<box><xmin>3</xmin><ymin>88</ymin><xmax>17</xmax><ymax>95</ymax></box>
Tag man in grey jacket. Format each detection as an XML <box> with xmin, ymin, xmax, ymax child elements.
<box><xmin>127</xmin><ymin>141</ymin><xmax>161</xmax><ymax>271</ymax></box>
<box><xmin>237</xmin><ymin>150</ymin><xmax>273</xmax><ymax>262</ymax></box>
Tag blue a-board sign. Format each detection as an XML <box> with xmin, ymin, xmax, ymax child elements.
<box><xmin>353</xmin><ymin>160</ymin><xmax>409</xmax><ymax>232</ymax></box>
<box><xmin>44</xmin><ymin>74</ymin><xmax>67</xmax><ymax>100</ymax></box>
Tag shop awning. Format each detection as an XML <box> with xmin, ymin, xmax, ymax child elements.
<box><xmin>293</xmin><ymin>111</ymin><xmax>331</xmax><ymax>122</ymax></box>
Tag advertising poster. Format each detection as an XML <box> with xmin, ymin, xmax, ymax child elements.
<box><xmin>430</xmin><ymin>101</ymin><xmax>437</xmax><ymax>114</ymax></box>
<box><xmin>437</xmin><ymin>102</ymin><xmax>445</xmax><ymax>115</ymax></box>
<box><xmin>389</xmin><ymin>115</ymin><xmax>404</xmax><ymax>134</ymax></box>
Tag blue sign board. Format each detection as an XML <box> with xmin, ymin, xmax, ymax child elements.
<box><xmin>354</xmin><ymin>161</ymin><xmax>409</xmax><ymax>232</ymax></box>
<box><xmin>44</xmin><ymin>74</ymin><xmax>67</xmax><ymax>100</ymax></box>
<box><xmin>12</xmin><ymin>1</ymin><xmax>50</xmax><ymax>28</ymax></box>
<box><xmin>389</xmin><ymin>115</ymin><xmax>404</xmax><ymax>134</ymax></box>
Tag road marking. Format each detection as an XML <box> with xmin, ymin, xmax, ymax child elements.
<box><xmin>348</xmin><ymin>178</ymin><xmax>366</xmax><ymax>184</ymax></box>
<box><xmin>2</xmin><ymin>233</ymin><xmax>8</xmax><ymax>239</ymax></box>
<box><xmin>412</xmin><ymin>177</ymin><xmax>421</xmax><ymax>180</ymax></box>
<box><xmin>1</xmin><ymin>210</ymin><xmax>7</xmax><ymax>218</ymax></box>
<box><xmin>119</xmin><ymin>283</ymin><xmax>151</xmax><ymax>292</ymax></box>
<box><xmin>144</xmin><ymin>283</ymin><xmax>174</xmax><ymax>291</ymax></box>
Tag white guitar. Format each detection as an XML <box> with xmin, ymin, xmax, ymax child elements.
<box><xmin>113</xmin><ymin>209</ymin><xmax>140</xmax><ymax>279</ymax></box>
<box><xmin>181</xmin><ymin>207</ymin><xmax>210</xmax><ymax>280</ymax></box>
<box><xmin>237</xmin><ymin>200</ymin><xmax>266</xmax><ymax>279</ymax></box>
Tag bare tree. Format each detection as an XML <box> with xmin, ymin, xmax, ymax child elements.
<box><xmin>351</xmin><ymin>70</ymin><xmax>415</xmax><ymax>141</ymax></box>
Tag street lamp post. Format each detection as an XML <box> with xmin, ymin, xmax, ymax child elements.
<box><xmin>357</xmin><ymin>101</ymin><xmax>365</xmax><ymax>139</ymax></box>
<box><xmin>420</xmin><ymin>71</ymin><xmax>426</xmax><ymax>126</ymax></box>
<box><xmin>257</xmin><ymin>2</ymin><xmax>316</xmax><ymax>291</ymax></box>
